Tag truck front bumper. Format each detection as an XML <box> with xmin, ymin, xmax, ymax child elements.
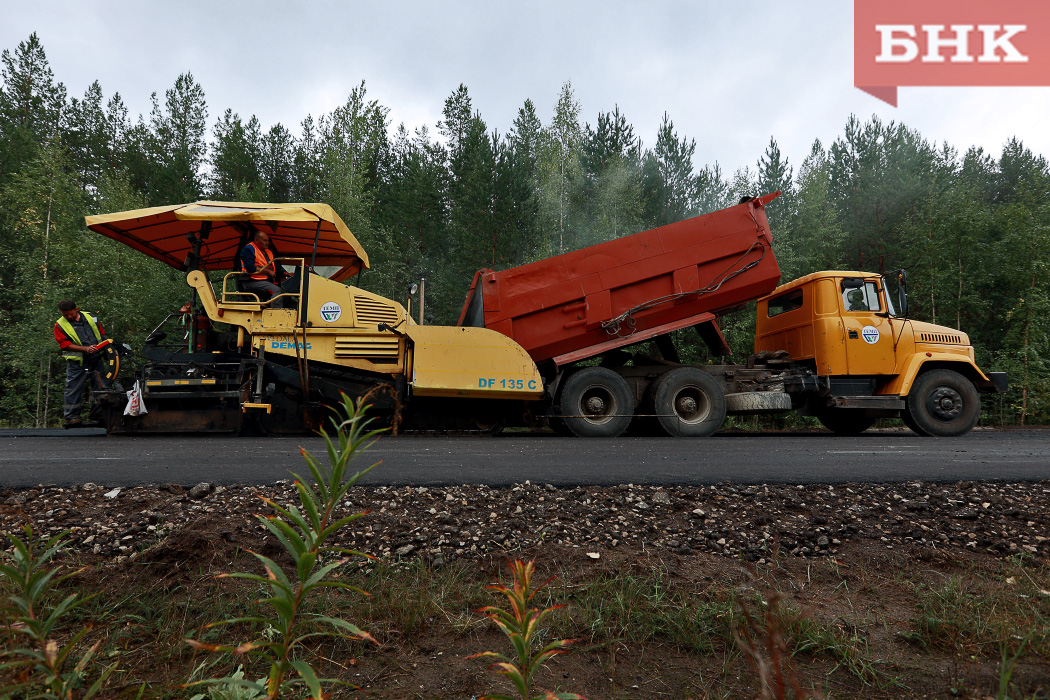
<box><xmin>985</xmin><ymin>372</ymin><xmax>1009</xmax><ymax>393</ymax></box>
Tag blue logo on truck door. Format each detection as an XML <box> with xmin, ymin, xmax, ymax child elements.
<box><xmin>861</xmin><ymin>325</ymin><xmax>881</xmax><ymax>344</ymax></box>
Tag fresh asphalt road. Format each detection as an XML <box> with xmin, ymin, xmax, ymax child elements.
<box><xmin>1</xmin><ymin>429</ymin><xmax>1049</xmax><ymax>489</ymax></box>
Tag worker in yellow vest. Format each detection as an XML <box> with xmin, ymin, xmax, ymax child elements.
<box><xmin>53</xmin><ymin>299</ymin><xmax>108</xmax><ymax>428</ymax></box>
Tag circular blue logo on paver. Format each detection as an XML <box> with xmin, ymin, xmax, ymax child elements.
<box><xmin>320</xmin><ymin>302</ymin><xmax>342</xmax><ymax>323</ymax></box>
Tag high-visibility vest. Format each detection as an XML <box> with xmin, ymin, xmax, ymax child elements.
<box><xmin>240</xmin><ymin>243</ymin><xmax>275</xmax><ymax>281</ymax></box>
<box><xmin>56</xmin><ymin>312</ymin><xmax>102</xmax><ymax>363</ymax></box>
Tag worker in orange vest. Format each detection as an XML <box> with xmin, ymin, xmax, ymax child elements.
<box><xmin>238</xmin><ymin>228</ymin><xmax>292</xmax><ymax>308</ymax></box>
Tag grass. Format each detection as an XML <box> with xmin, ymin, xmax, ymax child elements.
<box><xmin>335</xmin><ymin>559</ymin><xmax>490</xmax><ymax>638</ymax></box>
<box><xmin>908</xmin><ymin>560</ymin><xmax>1050</xmax><ymax>657</ymax></box>
<box><xmin>553</xmin><ymin>567</ymin><xmax>740</xmax><ymax>653</ymax></box>
<box><xmin>3</xmin><ymin>534</ymin><xmax>1047</xmax><ymax>697</ymax></box>
<box><xmin>5</xmin><ymin>558</ymin><xmax>896</xmax><ymax>692</ymax></box>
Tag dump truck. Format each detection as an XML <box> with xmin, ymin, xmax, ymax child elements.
<box><xmin>84</xmin><ymin>195</ymin><xmax>1006</xmax><ymax>437</ymax></box>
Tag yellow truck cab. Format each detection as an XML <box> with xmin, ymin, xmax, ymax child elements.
<box><xmin>754</xmin><ymin>270</ymin><xmax>1007</xmax><ymax>436</ymax></box>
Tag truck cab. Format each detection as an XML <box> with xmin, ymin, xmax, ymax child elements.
<box><xmin>754</xmin><ymin>271</ymin><xmax>1007</xmax><ymax>436</ymax></box>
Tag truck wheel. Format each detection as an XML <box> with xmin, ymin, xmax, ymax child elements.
<box><xmin>900</xmin><ymin>411</ymin><xmax>929</xmax><ymax>437</ymax></box>
<box><xmin>817</xmin><ymin>409</ymin><xmax>875</xmax><ymax>435</ymax></box>
<box><xmin>558</xmin><ymin>367</ymin><xmax>633</xmax><ymax>437</ymax></box>
<box><xmin>651</xmin><ymin>367</ymin><xmax>726</xmax><ymax>437</ymax></box>
<box><xmin>905</xmin><ymin>369</ymin><xmax>980</xmax><ymax>437</ymax></box>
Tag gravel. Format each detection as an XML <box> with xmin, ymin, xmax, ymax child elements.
<box><xmin>2</xmin><ymin>479</ymin><xmax>1048</xmax><ymax>565</ymax></box>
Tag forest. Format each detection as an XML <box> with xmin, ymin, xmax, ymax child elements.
<box><xmin>1</xmin><ymin>32</ymin><xmax>1047</xmax><ymax>428</ymax></box>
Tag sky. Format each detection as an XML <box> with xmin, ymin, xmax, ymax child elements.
<box><xmin>3</xmin><ymin>0</ymin><xmax>1049</xmax><ymax>176</ymax></box>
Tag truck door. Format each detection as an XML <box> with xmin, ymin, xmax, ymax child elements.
<box><xmin>839</xmin><ymin>278</ymin><xmax>896</xmax><ymax>376</ymax></box>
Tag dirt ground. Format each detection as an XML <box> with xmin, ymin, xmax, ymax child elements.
<box><xmin>2</xmin><ymin>479</ymin><xmax>1049</xmax><ymax>699</ymax></box>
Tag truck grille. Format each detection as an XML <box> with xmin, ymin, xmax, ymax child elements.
<box><xmin>355</xmin><ymin>297</ymin><xmax>399</xmax><ymax>326</ymax></box>
<box><xmin>334</xmin><ymin>336</ymin><xmax>400</xmax><ymax>360</ymax></box>
<box><xmin>919</xmin><ymin>332</ymin><xmax>963</xmax><ymax>344</ymax></box>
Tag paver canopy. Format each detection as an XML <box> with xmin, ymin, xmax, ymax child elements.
<box><xmin>85</xmin><ymin>201</ymin><xmax>370</xmax><ymax>281</ymax></box>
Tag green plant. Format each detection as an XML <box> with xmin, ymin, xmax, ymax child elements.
<box><xmin>189</xmin><ymin>663</ymin><xmax>267</xmax><ymax>700</ymax></box>
<box><xmin>0</xmin><ymin>524</ymin><xmax>114</xmax><ymax>699</ymax></box>
<box><xmin>470</xmin><ymin>559</ymin><xmax>584</xmax><ymax>700</ymax></box>
<box><xmin>996</xmin><ymin>632</ymin><xmax>1031</xmax><ymax>700</ymax></box>
<box><xmin>186</xmin><ymin>395</ymin><xmax>382</xmax><ymax>700</ymax></box>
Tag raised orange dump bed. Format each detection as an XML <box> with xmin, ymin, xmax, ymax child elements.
<box><xmin>458</xmin><ymin>193</ymin><xmax>783</xmax><ymax>366</ymax></box>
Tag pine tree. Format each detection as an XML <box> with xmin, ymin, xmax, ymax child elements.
<box><xmin>829</xmin><ymin>116</ymin><xmax>936</xmax><ymax>274</ymax></box>
<box><xmin>576</xmin><ymin>105</ymin><xmax>645</xmax><ymax>245</ymax></box>
<box><xmin>988</xmin><ymin>141</ymin><xmax>1050</xmax><ymax>424</ymax></box>
<box><xmin>438</xmin><ymin>84</ymin><xmax>473</xmax><ymax>163</ymax></box>
<box><xmin>318</xmin><ymin>82</ymin><xmax>388</xmax><ymax>251</ymax></box>
<box><xmin>695</xmin><ymin>163</ymin><xmax>732</xmax><ymax>214</ymax></box>
<box><xmin>780</xmin><ymin>140</ymin><xmax>844</xmax><ymax>281</ymax></box>
<box><xmin>509</xmin><ymin>98</ymin><xmax>542</xmax><ymax>181</ymax></box>
<box><xmin>0</xmin><ymin>33</ymin><xmax>66</xmax><ymax>178</ymax></box>
<box><xmin>149</xmin><ymin>72</ymin><xmax>208</xmax><ymax>203</ymax></box>
<box><xmin>316</xmin><ymin>83</ymin><xmax>392</xmax><ymax>298</ymax></box>
<box><xmin>444</xmin><ymin>90</ymin><xmax>497</xmax><ymax>315</ymax></box>
<box><xmin>261</xmin><ymin>123</ymin><xmax>295</xmax><ymax>202</ymax></box>
<box><xmin>63</xmin><ymin>81</ymin><xmax>113</xmax><ymax>195</ymax></box>
<box><xmin>755</xmin><ymin>136</ymin><xmax>793</xmax><ymax>231</ymax></box>
<box><xmin>374</xmin><ymin>123</ymin><xmax>449</xmax><ymax>306</ymax></box>
<box><xmin>641</xmin><ymin>112</ymin><xmax>697</xmax><ymax>227</ymax></box>
<box><xmin>292</xmin><ymin>115</ymin><xmax>323</xmax><ymax>201</ymax></box>
<box><xmin>209</xmin><ymin>109</ymin><xmax>264</xmax><ymax>199</ymax></box>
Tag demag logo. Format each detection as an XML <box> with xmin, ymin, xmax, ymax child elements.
<box><xmin>855</xmin><ymin>0</ymin><xmax>1050</xmax><ymax>106</ymax></box>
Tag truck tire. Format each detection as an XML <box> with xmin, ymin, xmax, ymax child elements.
<box><xmin>650</xmin><ymin>367</ymin><xmax>726</xmax><ymax>437</ymax></box>
<box><xmin>558</xmin><ymin>367</ymin><xmax>633</xmax><ymax>437</ymax></box>
<box><xmin>817</xmin><ymin>409</ymin><xmax>875</xmax><ymax>435</ymax></box>
<box><xmin>904</xmin><ymin>369</ymin><xmax>980</xmax><ymax>437</ymax></box>
<box><xmin>900</xmin><ymin>411</ymin><xmax>929</xmax><ymax>437</ymax></box>
<box><xmin>725</xmin><ymin>391</ymin><xmax>792</xmax><ymax>414</ymax></box>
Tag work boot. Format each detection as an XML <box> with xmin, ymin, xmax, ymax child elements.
<box><xmin>63</xmin><ymin>418</ymin><xmax>83</xmax><ymax>429</ymax></box>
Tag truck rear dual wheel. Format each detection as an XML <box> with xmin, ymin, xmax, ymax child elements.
<box><xmin>558</xmin><ymin>367</ymin><xmax>633</xmax><ymax>437</ymax></box>
<box><xmin>904</xmin><ymin>369</ymin><xmax>980</xmax><ymax>437</ymax></box>
<box><xmin>649</xmin><ymin>367</ymin><xmax>726</xmax><ymax>437</ymax></box>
